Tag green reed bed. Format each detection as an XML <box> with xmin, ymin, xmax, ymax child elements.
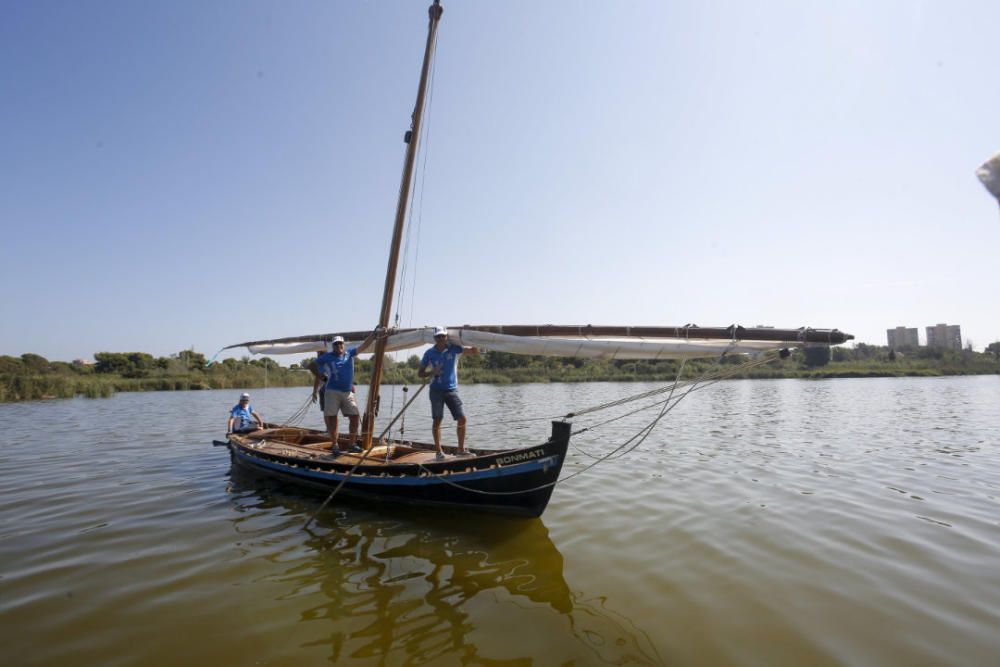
<box><xmin>2</xmin><ymin>346</ymin><xmax>996</xmax><ymax>403</ymax></box>
<box><xmin>0</xmin><ymin>370</ymin><xmax>312</xmax><ymax>403</ymax></box>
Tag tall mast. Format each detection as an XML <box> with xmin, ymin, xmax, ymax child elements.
<box><xmin>362</xmin><ymin>0</ymin><xmax>443</xmax><ymax>450</ymax></box>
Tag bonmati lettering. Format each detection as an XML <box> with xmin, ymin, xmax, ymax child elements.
<box><xmin>496</xmin><ymin>448</ymin><xmax>544</xmax><ymax>466</ymax></box>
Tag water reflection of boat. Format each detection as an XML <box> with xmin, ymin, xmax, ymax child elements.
<box><xmin>227</xmin><ymin>465</ymin><xmax>664</xmax><ymax>665</ymax></box>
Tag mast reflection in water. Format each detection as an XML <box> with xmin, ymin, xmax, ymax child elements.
<box><xmin>227</xmin><ymin>465</ymin><xmax>663</xmax><ymax>665</ymax></box>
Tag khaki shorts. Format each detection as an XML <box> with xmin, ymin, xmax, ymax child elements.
<box><xmin>323</xmin><ymin>390</ymin><xmax>359</xmax><ymax>417</ymax></box>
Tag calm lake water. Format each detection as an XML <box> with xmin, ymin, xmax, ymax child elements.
<box><xmin>1</xmin><ymin>377</ymin><xmax>999</xmax><ymax>666</ymax></box>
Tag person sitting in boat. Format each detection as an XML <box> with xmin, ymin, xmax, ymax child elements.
<box><xmin>311</xmin><ymin>331</ymin><xmax>377</xmax><ymax>454</ymax></box>
<box><xmin>418</xmin><ymin>326</ymin><xmax>480</xmax><ymax>459</ymax></box>
<box><xmin>227</xmin><ymin>392</ymin><xmax>263</xmax><ymax>434</ymax></box>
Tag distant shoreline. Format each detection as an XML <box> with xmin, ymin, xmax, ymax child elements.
<box><xmin>2</xmin><ymin>366</ymin><xmax>997</xmax><ymax>404</ymax></box>
<box><xmin>2</xmin><ymin>346</ymin><xmax>997</xmax><ymax>403</ymax></box>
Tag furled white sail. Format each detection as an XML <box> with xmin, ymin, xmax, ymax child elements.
<box><xmin>247</xmin><ymin>327</ymin><xmax>784</xmax><ymax>360</ymax></box>
<box><xmin>246</xmin><ymin>329</ymin><xmax>429</xmax><ymax>356</ymax></box>
<box><xmin>448</xmin><ymin>329</ymin><xmax>781</xmax><ymax>359</ymax></box>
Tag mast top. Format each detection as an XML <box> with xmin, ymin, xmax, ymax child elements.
<box><xmin>361</xmin><ymin>0</ymin><xmax>445</xmax><ymax>449</ymax></box>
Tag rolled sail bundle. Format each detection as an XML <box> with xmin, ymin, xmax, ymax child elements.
<box><xmin>444</xmin><ymin>329</ymin><xmax>781</xmax><ymax>359</ymax></box>
<box><xmin>233</xmin><ymin>324</ymin><xmax>853</xmax><ymax>361</ymax></box>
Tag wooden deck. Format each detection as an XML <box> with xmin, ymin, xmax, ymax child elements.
<box><xmin>253</xmin><ymin>439</ymin><xmax>461</xmax><ymax>466</ymax></box>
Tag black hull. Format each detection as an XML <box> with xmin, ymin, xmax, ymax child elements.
<box><xmin>227</xmin><ymin>421</ymin><xmax>571</xmax><ymax>518</ymax></box>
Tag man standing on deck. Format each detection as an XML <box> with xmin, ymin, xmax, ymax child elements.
<box><xmin>228</xmin><ymin>393</ymin><xmax>263</xmax><ymax>434</ymax></box>
<box><xmin>418</xmin><ymin>327</ymin><xmax>479</xmax><ymax>459</ymax></box>
<box><xmin>312</xmin><ymin>331</ymin><xmax>376</xmax><ymax>454</ymax></box>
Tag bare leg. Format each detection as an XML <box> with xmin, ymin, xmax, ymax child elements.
<box><xmin>348</xmin><ymin>415</ymin><xmax>360</xmax><ymax>445</ymax></box>
<box><xmin>325</xmin><ymin>415</ymin><xmax>340</xmax><ymax>450</ymax></box>
<box><xmin>432</xmin><ymin>418</ymin><xmax>443</xmax><ymax>454</ymax></box>
<box><xmin>456</xmin><ymin>416</ymin><xmax>467</xmax><ymax>452</ymax></box>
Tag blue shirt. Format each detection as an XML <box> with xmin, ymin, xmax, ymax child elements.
<box><xmin>316</xmin><ymin>347</ymin><xmax>358</xmax><ymax>392</ymax></box>
<box><xmin>421</xmin><ymin>343</ymin><xmax>464</xmax><ymax>391</ymax></box>
<box><xmin>230</xmin><ymin>404</ymin><xmax>256</xmax><ymax>430</ymax></box>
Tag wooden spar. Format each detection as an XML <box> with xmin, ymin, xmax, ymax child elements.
<box><xmin>451</xmin><ymin>324</ymin><xmax>855</xmax><ymax>345</ymax></box>
<box><xmin>229</xmin><ymin>323</ymin><xmax>853</xmax><ymax>350</ymax></box>
<box><xmin>361</xmin><ymin>1</ymin><xmax>444</xmax><ymax>451</ymax></box>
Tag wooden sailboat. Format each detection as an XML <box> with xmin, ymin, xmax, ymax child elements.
<box><xmin>222</xmin><ymin>2</ymin><xmax>853</xmax><ymax>518</ymax></box>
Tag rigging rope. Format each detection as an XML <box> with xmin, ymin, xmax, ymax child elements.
<box><xmin>572</xmin><ymin>352</ymin><xmax>778</xmax><ymax>437</ymax></box>
<box><xmin>294</xmin><ymin>349</ymin><xmax>789</xmax><ymax>510</ymax></box>
<box><xmin>377</xmin><ymin>350</ymin><xmax>785</xmax><ymax>498</ymax></box>
<box><xmin>567</xmin><ymin>352</ymin><xmax>782</xmax><ymax>468</ymax></box>
<box><xmin>303</xmin><ymin>381</ymin><xmax>429</xmax><ymax>529</ymax></box>
<box><xmin>469</xmin><ymin>350</ymin><xmax>778</xmax><ymax>429</ymax></box>
<box><xmin>394</xmin><ymin>17</ymin><xmax>438</xmax><ymax>333</ymax></box>
<box><xmin>275</xmin><ymin>393</ymin><xmax>314</xmax><ymax>428</ymax></box>
<box><xmin>386</xmin><ymin>30</ymin><xmax>438</xmax><ymax>424</ymax></box>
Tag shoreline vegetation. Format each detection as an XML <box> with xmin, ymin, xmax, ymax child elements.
<box><xmin>2</xmin><ymin>345</ymin><xmax>998</xmax><ymax>403</ymax></box>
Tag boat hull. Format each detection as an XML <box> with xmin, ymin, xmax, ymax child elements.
<box><xmin>227</xmin><ymin>421</ymin><xmax>571</xmax><ymax>518</ymax></box>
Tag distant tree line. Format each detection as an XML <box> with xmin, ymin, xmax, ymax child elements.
<box><xmin>0</xmin><ymin>350</ymin><xmax>306</xmax><ymax>402</ymax></box>
<box><xmin>1</xmin><ymin>342</ymin><xmax>998</xmax><ymax>403</ymax></box>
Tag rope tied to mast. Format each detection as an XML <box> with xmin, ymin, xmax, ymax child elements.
<box><xmin>304</xmin><ymin>380</ymin><xmax>429</xmax><ymax>529</ymax></box>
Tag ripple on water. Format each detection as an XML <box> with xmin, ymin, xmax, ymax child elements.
<box><xmin>2</xmin><ymin>379</ymin><xmax>1000</xmax><ymax>665</ymax></box>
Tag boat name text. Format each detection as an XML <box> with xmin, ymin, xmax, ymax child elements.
<box><xmin>496</xmin><ymin>448</ymin><xmax>545</xmax><ymax>466</ymax></box>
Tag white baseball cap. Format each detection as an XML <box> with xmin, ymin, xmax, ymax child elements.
<box><xmin>332</xmin><ymin>335</ymin><xmax>345</xmax><ymax>343</ymax></box>
<box><xmin>240</xmin><ymin>392</ymin><xmax>250</xmax><ymax>400</ymax></box>
<box><xmin>433</xmin><ymin>326</ymin><xmax>448</xmax><ymax>337</ymax></box>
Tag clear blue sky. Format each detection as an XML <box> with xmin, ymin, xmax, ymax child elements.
<box><xmin>2</xmin><ymin>0</ymin><xmax>999</xmax><ymax>362</ymax></box>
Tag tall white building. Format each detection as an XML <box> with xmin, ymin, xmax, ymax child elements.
<box><xmin>925</xmin><ymin>323</ymin><xmax>962</xmax><ymax>350</ymax></box>
<box><xmin>886</xmin><ymin>326</ymin><xmax>919</xmax><ymax>349</ymax></box>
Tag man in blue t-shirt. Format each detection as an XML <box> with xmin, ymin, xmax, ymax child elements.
<box><xmin>418</xmin><ymin>326</ymin><xmax>480</xmax><ymax>459</ymax></box>
<box><xmin>311</xmin><ymin>331</ymin><xmax>376</xmax><ymax>454</ymax></box>
<box><xmin>227</xmin><ymin>392</ymin><xmax>263</xmax><ymax>434</ymax></box>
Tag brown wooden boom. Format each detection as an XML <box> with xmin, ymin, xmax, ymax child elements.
<box><xmin>228</xmin><ymin>324</ymin><xmax>853</xmax><ymax>350</ymax></box>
